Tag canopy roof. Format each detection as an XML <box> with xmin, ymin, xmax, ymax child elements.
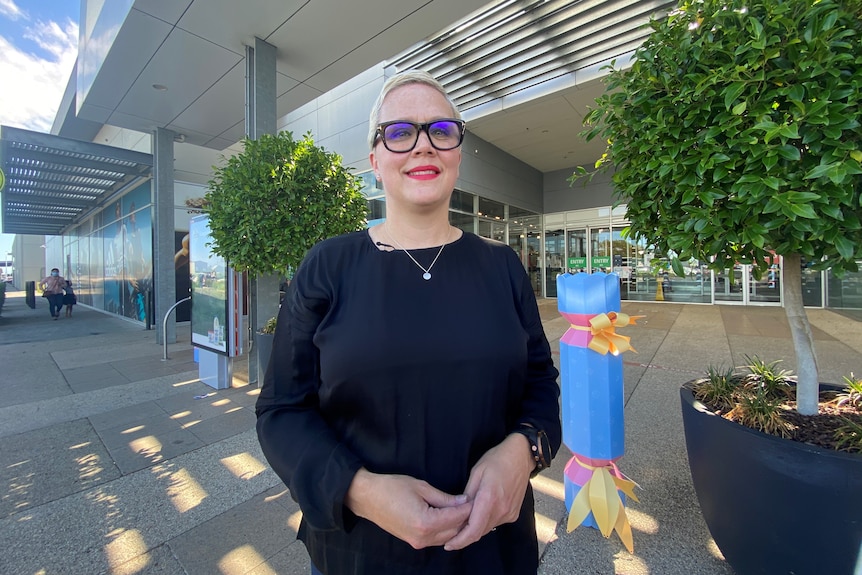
<box><xmin>0</xmin><ymin>126</ymin><xmax>152</xmax><ymax>236</ymax></box>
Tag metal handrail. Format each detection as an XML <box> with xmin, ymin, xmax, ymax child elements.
<box><xmin>162</xmin><ymin>297</ymin><xmax>191</xmax><ymax>361</ymax></box>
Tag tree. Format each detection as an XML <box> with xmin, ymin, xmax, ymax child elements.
<box><xmin>205</xmin><ymin>131</ymin><xmax>368</xmax><ymax>275</ymax></box>
<box><xmin>573</xmin><ymin>0</ymin><xmax>862</xmax><ymax>415</ymax></box>
<box><xmin>205</xmin><ymin>131</ymin><xmax>368</xmax><ymax>382</ymax></box>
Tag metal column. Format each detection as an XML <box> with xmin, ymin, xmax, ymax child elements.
<box><xmin>245</xmin><ymin>37</ymin><xmax>280</xmax><ymax>385</ymax></box>
<box><xmin>153</xmin><ymin>127</ymin><xmax>177</xmax><ymax>345</ymax></box>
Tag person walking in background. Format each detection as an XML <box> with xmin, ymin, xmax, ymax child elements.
<box><xmin>256</xmin><ymin>70</ymin><xmax>562</xmax><ymax>575</ymax></box>
<box><xmin>40</xmin><ymin>268</ymin><xmax>66</xmax><ymax>320</ymax></box>
<box><xmin>63</xmin><ymin>280</ymin><xmax>77</xmax><ymax>318</ymax></box>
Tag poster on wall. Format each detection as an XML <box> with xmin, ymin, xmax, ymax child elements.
<box><xmin>121</xmin><ymin>183</ymin><xmax>153</xmax><ymax>322</ymax></box>
<box><xmin>189</xmin><ymin>214</ymin><xmax>228</xmax><ymax>355</ymax></box>
<box><xmin>103</xmin><ymin>199</ymin><xmax>125</xmax><ymax>316</ymax></box>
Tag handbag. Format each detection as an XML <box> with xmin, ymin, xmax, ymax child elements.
<box><xmin>41</xmin><ymin>290</ymin><xmax>49</xmax><ymax>298</ymax></box>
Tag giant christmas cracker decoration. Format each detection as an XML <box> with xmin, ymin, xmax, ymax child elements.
<box><xmin>557</xmin><ymin>272</ymin><xmax>641</xmax><ymax>551</ymax></box>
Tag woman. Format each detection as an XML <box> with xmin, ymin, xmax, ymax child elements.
<box><xmin>40</xmin><ymin>268</ymin><xmax>66</xmax><ymax>320</ymax></box>
<box><xmin>256</xmin><ymin>70</ymin><xmax>561</xmax><ymax>575</ymax></box>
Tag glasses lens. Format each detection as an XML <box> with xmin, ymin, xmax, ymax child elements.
<box><xmin>382</xmin><ymin>123</ymin><xmax>419</xmax><ymax>152</ymax></box>
<box><xmin>380</xmin><ymin>120</ymin><xmax>464</xmax><ymax>152</ymax></box>
<box><xmin>427</xmin><ymin>121</ymin><xmax>462</xmax><ymax>150</ymax></box>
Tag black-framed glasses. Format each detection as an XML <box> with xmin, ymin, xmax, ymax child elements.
<box><xmin>375</xmin><ymin>119</ymin><xmax>466</xmax><ymax>153</ymax></box>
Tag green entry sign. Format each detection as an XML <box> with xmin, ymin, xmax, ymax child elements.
<box><xmin>591</xmin><ymin>256</ymin><xmax>612</xmax><ymax>267</ymax></box>
<box><xmin>567</xmin><ymin>257</ymin><xmax>587</xmax><ymax>268</ymax></box>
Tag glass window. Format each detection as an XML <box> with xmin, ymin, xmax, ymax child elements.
<box><xmin>367</xmin><ymin>198</ymin><xmax>386</xmax><ymax>221</ymax></box>
<box><xmin>358</xmin><ymin>171</ymin><xmax>382</xmax><ymax>197</ymax></box>
<box><xmin>450</xmin><ymin>212</ymin><xmax>475</xmax><ymax>234</ymax></box>
<box><xmin>828</xmin><ymin>264</ymin><xmax>862</xmax><ymax>309</ymax></box>
<box><xmin>478</xmin><ymin>197</ymin><xmax>504</xmax><ymax>220</ymax></box>
<box><xmin>450</xmin><ymin>190</ymin><xmax>474</xmax><ymax>213</ymax></box>
<box><xmin>509</xmin><ymin>205</ymin><xmax>536</xmax><ymax>220</ymax></box>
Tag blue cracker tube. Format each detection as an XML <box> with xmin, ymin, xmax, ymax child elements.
<box><xmin>557</xmin><ymin>272</ymin><xmax>625</xmax><ymax>460</ymax></box>
<box><xmin>557</xmin><ymin>272</ymin><xmax>640</xmax><ymax>550</ymax></box>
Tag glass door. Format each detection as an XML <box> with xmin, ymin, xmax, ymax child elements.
<box><xmin>566</xmin><ymin>229</ymin><xmax>587</xmax><ymax>273</ymax></box>
<box><xmin>509</xmin><ymin>217</ymin><xmax>542</xmax><ymax>296</ymax></box>
<box><xmin>589</xmin><ymin>227</ymin><xmax>613</xmax><ymax>273</ymax></box>
<box><xmin>714</xmin><ymin>257</ymin><xmax>782</xmax><ymax>305</ymax></box>
<box><xmin>544</xmin><ymin>229</ymin><xmax>565</xmax><ymax>297</ymax></box>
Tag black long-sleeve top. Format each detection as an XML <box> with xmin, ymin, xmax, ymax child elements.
<box><xmin>256</xmin><ymin>230</ymin><xmax>561</xmax><ymax>575</ymax></box>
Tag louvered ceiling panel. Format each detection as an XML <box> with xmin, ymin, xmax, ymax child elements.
<box><xmin>389</xmin><ymin>0</ymin><xmax>675</xmax><ymax>113</ymax></box>
<box><xmin>0</xmin><ymin>126</ymin><xmax>152</xmax><ymax>236</ymax></box>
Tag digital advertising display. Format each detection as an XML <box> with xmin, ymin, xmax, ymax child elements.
<box><xmin>189</xmin><ymin>215</ymin><xmax>229</xmax><ymax>354</ymax></box>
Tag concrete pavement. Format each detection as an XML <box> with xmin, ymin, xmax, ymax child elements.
<box><xmin>1</xmin><ymin>290</ymin><xmax>859</xmax><ymax>574</ymax></box>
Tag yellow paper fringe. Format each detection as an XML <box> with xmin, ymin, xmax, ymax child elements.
<box><xmin>566</xmin><ymin>465</ymin><xmax>639</xmax><ymax>553</ymax></box>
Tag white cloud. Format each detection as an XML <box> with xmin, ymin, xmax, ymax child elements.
<box><xmin>0</xmin><ymin>18</ymin><xmax>78</xmax><ymax>132</ymax></box>
<box><xmin>0</xmin><ymin>0</ymin><xmax>27</xmax><ymax>21</ymax></box>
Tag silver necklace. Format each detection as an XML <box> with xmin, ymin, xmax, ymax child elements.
<box><xmin>385</xmin><ymin>225</ymin><xmax>451</xmax><ymax>281</ymax></box>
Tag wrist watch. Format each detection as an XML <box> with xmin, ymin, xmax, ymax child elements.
<box><xmin>512</xmin><ymin>424</ymin><xmax>551</xmax><ymax>477</ymax></box>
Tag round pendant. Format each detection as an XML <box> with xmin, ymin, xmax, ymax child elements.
<box><xmin>423</xmin><ymin>272</ymin><xmax>432</xmax><ymax>280</ymax></box>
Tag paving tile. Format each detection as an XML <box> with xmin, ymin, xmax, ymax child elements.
<box><xmin>97</xmin><ymin>413</ymin><xmax>184</xmax><ymax>451</ymax></box>
<box><xmin>219</xmin><ymin>384</ymin><xmax>261</xmax><ymax>409</ymax></box>
<box><xmin>108</xmin><ymin>427</ymin><xmax>206</xmax><ymax>475</ymax></box>
<box><xmin>69</xmin><ymin>375</ymin><xmax>134</xmax><ymax>394</ymax></box>
<box><xmin>89</xmin><ymin>401</ymin><xmax>168</xmax><ymax>432</ymax></box>
<box><xmin>0</xmin><ymin>419</ymin><xmax>121</xmax><ymax>518</ymax></box>
<box><xmin>63</xmin><ymin>364</ymin><xmax>127</xmax><ymax>385</ymax></box>
<box><xmin>246</xmin><ymin>540</ymin><xmax>312</xmax><ymax>575</ymax></box>
<box><xmin>109</xmin><ymin>543</ymin><xmax>187</xmax><ymax>575</ymax></box>
<box><xmin>168</xmin><ymin>486</ymin><xmax>301</xmax><ymax>575</ymax></box>
<box><xmin>185</xmin><ymin>408</ymin><xmax>256</xmax><ymax>445</ymax></box>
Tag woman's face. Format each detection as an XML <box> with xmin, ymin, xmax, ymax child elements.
<box><xmin>370</xmin><ymin>83</ymin><xmax>461</xmax><ymax>214</ymax></box>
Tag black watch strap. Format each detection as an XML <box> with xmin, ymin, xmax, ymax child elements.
<box><xmin>513</xmin><ymin>425</ymin><xmax>550</xmax><ymax>476</ymax></box>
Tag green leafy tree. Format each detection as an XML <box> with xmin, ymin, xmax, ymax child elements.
<box><xmin>574</xmin><ymin>0</ymin><xmax>862</xmax><ymax>415</ymax></box>
<box><xmin>205</xmin><ymin>131</ymin><xmax>368</xmax><ymax>275</ymax></box>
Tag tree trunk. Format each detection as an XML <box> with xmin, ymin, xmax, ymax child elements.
<box><xmin>781</xmin><ymin>254</ymin><xmax>819</xmax><ymax>415</ymax></box>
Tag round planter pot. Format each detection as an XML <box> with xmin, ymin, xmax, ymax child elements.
<box><xmin>256</xmin><ymin>331</ymin><xmax>275</xmax><ymax>379</ymax></box>
<box><xmin>680</xmin><ymin>385</ymin><xmax>862</xmax><ymax>575</ymax></box>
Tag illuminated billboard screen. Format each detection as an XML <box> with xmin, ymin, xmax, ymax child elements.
<box><xmin>189</xmin><ymin>215</ymin><xmax>228</xmax><ymax>354</ymax></box>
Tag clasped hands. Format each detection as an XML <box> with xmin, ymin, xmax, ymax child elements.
<box><xmin>344</xmin><ymin>433</ymin><xmax>535</xmax><ymax>551</ymax></box>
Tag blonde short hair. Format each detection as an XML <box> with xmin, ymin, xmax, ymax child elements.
<box><xmin>367</xmin><ymin>70</ymin><xmax>462</xmax><ymax>150</ymax></box>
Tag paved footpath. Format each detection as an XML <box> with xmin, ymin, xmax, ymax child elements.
<box><xmin>1</xmin><ymin>290</ymin><xmax>858</xmax><ymax>574</ymax></box>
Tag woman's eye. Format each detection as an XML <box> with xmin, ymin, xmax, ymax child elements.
<box><xmin>386</xmin><ymin>125</ymin><xmax>415</xmax><ymax>140</ymax></box>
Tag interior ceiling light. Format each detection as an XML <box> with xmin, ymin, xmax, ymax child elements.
<box><xmin>152</xmin><ymin>84</ymin><xmax>168</xmax><ymax>91</ymax></box>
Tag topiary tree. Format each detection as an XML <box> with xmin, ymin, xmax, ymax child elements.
<box><xmin>205</xmin><ymin>130</ymin><xmax>368</xmax><ymax>381</ymax></box>
<box><xmin>573</xmin><ymin>0</ymin><xmax>862</xmax><ymax>415</ymax></box>
<box><xmin>205</xmin><ymin>131</ymin><xmax>368</xmax><ymax>275</ymax></box>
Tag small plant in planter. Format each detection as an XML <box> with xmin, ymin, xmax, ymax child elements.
<box><xmin>690</xmin><ymin>358</ymin><xmax>862</xmax><ymax>453</ymax></box>
<box><xmin>259</xmin><ymin>316</ymin><xmax>278</xmax><ymax>335</ymax></box>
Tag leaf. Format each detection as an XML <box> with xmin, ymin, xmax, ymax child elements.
<box><xmin>789</xmin><ymin>204</ymin><xmax>818</xmax><ymax>219</ymax></box>
<box><xmin>724</xmin><ymin>82</ymin><xmax>746</xmax><ymax>111</ymax></box>
<box><xmin>776</xmin><ymin>145</ymin><xmax>801</xmax><ymax>161</ymax></box>
<box><xmin>804</xmin><ymin>163</ymin><xmax>837</xmax><ymax>180</ymax></box>
<box><xmin>834</xmin><ymin>236</ymin><xmax>856</xmax><ymax>260</ymax></box>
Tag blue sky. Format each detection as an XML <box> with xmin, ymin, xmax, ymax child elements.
<box><xmin>0</xmin><ymin>0</ymin><xmax>80</xmax><ymax>258</ymax></box>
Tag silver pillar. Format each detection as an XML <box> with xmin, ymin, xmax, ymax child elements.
<box><xmin>245</xmin><ymin>37</ymin><xmax>280</xmax><ymax>385</ymax></box>
<box><xmin>153</xmin><ymin>127</ymin><xmax>177</xmax><ymax>345</ymax></box>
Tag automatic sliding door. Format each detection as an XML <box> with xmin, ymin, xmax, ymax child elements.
<box><xmin>545</xmin><ymin>229</ymin><xmax>564</xmax><ymax>297</ymax></box>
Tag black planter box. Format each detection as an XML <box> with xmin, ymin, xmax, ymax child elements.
<box><xmin>680</xmin><ymin>386</ymin><xmax>862</xmax><ymax>575</ymax></box>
